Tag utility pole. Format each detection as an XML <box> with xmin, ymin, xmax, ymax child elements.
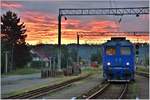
<box><xmin>53</xmin><ymin>57</ymin><xmax>56</xmax><ymax>70</ymax></box>
<box><xmin>5</xmin><ymin>51</ymin><xmax>9</xmax><ymax>74</ymax></box>
<box><xmin>144</xmin><ymin>44</ymin><xmax>147</xmax><ymax>68</ymax></box>
<box><xmin>77</xmin><ymin>33</ymin><xmax>80</xmax><ymax>66</ymax></box>
<box><xmin>49</xmin><ymin>57</ymin><xmax>52</xmax><ymax>70</ymax></box>
<box><xmin>58</xmin><ymin>15</ymin><xmax>62</xmax><ymax>71</ymax></box>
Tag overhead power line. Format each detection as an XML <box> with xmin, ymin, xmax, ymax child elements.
<box><xmin>59</xmin><ymin>7</ymin><xmax>149</xmax><ymax>16</ymax></box>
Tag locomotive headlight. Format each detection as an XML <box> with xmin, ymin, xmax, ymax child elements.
<box><xmin>126</xmin><ymin>62</ymin><xmax>130</xmax><ymax>66</ymax></box>
<box><xmin>107</xmin><ymin>62</ymin><xmax>111</xmax><ymax>66</ymax></box>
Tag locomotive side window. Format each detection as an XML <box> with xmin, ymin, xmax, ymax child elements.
<box><xmin>106</xmin><ymin>47</ymin><xmax>116</xmax><ymax>55</ymax></box>
<box><xmin>120</xmin><ymin>47</ymin><xmax>131</xmax><ymax>55</ymax></box>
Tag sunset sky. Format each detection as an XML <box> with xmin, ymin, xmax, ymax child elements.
<box><xmin>1</xmin><ymin>0</ymin><xmax>149</xmax><ymax>45</ymax></box>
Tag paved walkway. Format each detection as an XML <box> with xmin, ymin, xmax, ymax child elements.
<box><xmin>2</xmin><ymin>73</ymin><xmax>41</xmax><ymax>82</ymax></box>
<box><xmin>1</xmin><ymin>73</ymin><xmax>84</xmax><ymax>98</ymax></box>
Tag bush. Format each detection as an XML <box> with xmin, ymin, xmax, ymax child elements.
<box><xmin>30</xmin><ymin>61</ymin><xmax>45</xmax><ymax>68</ymax></box>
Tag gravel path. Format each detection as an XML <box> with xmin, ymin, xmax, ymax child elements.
<box><xmin>43</xmin><ymin>73</ymin><xmax>102</xmax><ymax>99</ymax></box>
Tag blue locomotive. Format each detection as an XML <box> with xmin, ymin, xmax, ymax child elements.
<box><xmin>102</xmin><ymin>37</ymin><xmax>135</xmax><ymax>82</ymax></box>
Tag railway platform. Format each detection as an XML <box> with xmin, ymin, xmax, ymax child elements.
<box><xmin>1</xmin><ymin>72</ymin><xmax>89</xmax><ymax>98</ymax></box>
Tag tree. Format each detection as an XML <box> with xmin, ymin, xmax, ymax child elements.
<box><xmin>61</xmin><ymin>46</ymin><xmax>70</xmax><ymax>68</ymax></box>
<box><xmin>90</xmin><ymin>48</ymin><xmax>102</xmax><ymax>64</ymax></box>
<box><xmin>13</xmin><ymin>43</ymin><xmax>32</xmax><ymax>68</ymax></box>
<box><xmin>91</xmin><ymin>53</ymin><xmax>98</xmax><ymax>62</ymax></box>
<box><xmin>61</xmin><ymin>46</ymin><xmax>78</xmax><ymax>69</ymax></box>
<box><xmin>1</xmin><ymin>11</ymin><xmax>32</xmax><ymax>69</ymax></box>
<box><xmin>69</xmin><ymin>48</ymin><xmax>77</xmax><ymax>62</ymax></box>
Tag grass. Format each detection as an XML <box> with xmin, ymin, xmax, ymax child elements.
<box><xmin>81</xmin><ymin>66</ymin><xmax>101</xmax><ymax>74</ymax></box>
<box><xmin>2</xmin><ymin>65</ymin><xmax>101</xmax><ymax>76</ymax></box>
<box><xmin>2</xmin><ymin>67</ymin><xmax>40</xmax><ymax>76</ymax></box>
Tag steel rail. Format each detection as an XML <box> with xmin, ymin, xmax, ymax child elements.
<box><xmin>87</xmin><ymin>83</ymin><xmax>110</xmax><ymax>99</ymax></box>
<box><xmin>28</xmin><ymin>83</ymin><xmax>72</xmax><ymax>99</ymax></box>
<box><xmin>86</xmin><ymin>83</ymin><xmax>128</xmax><ymax>99</ymax></box>
<box><xmin>118</xmin><ymin>83</ymin><xmax>128</xmax><ymax>99</ymax></box>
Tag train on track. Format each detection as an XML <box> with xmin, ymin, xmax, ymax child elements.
<box><xmin>102</xmin><ymin>37</ymin><xmax>135</xmax><ymax>82</ymax></box>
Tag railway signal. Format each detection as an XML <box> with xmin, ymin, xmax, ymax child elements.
<box><xmin>135</xmin><ymin>43</ymin><xmax>139</xmax><ymax>55</ymax></box>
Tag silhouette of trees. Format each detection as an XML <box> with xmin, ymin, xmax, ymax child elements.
<box><xmin>1</xmin><ymin>11</ymin><xmax>32</xmax><ymax>71</ymax></box>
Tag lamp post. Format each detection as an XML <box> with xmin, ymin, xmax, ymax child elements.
<box><xmin>58</xmin><ymin>15</ymin><xmax>67</xmax><ymax>71</ymax></box>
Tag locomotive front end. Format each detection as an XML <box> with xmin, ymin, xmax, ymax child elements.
<box><xmin>102</xmin><ymin>37</ymin><xmax>135</xmax><ymax>82</ymax></box>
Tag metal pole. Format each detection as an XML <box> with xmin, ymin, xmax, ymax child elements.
<box><xmin>53</xmin><ymin>57</ymin><xmax>55</xmax><ymax>70</ymax></box>
<box><xmin>11</xmin><ymin>44</ymin><xmax>14</xmax><ymax>71</ymax></box>
<box><xmin>77</xmin><ymin>33</ymin><xmax>80</xmax><ymax>66</ymax></box>
<box><xmin>67</xmin><ymin>59</ymin><xmax>68</xmax><ymax>69</ymax></box>
<box><xmin>58</xmin><ymin>15</ymin><xmax>62</xmax><ymax>71</ymax></box>
<box><xmin>144</xmin><ymin>45</ymin><xmax>147</xmax><ymax>68</ymax></box>
<box><xmin>49</xmin><ymin>57</ymin><xmax>52</xmax><ymax>70</ymax></box>
<box><xmin>5</xmin><ymin>51</ymin><xmax>8</xmax><ymax>74</ymax></box>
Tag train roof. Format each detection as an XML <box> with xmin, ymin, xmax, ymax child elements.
<box><xmin>103</xmin><ymin>37</ymin><xmax>132</xmax><ymax>46</ymax></box>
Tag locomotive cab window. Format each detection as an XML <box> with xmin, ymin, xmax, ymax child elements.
<box><xmin>106</xmin><ymin>47</ymin><xmax>116</xmax><ymax>55</ymax></box>
<box><xmin>120</xmin><ymin>47</ymin><xmax>131</xmax><ymax>55</ymax></box>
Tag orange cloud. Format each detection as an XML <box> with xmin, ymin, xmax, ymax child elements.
<box><xmin>1</xmin><ymin>1</ymin><xmax>23</xmax><ymax>9</ymax></box>
<box><xmin>16</xmin><ymin>10</ymin><xmax>149</xmax><ymax>45</ymax></box>
<box><xmin>19</xmin><ymin>11</ymin><xmax>57</xmax><ymax>44</ymax></box>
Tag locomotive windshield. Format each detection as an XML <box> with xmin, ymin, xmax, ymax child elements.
<box><xmin>120</xmin><ymin>47</ymin><xmax>131</xmax><ymax>55</ymax></box>
<box><xmin>106</xmin><ymin>47</ymin><xmax>116</xmax><ymax>55</ymax></box>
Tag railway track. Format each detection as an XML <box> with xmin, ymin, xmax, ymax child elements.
<box><xmin>4</xmin><ymin>73</ymin><xmax>91</xmax><ymax>99</ymax></box>
<box><xmin>78</xmin><ymin>82</ymin><xmax>128</xmax><ymax>99</ymax></box>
